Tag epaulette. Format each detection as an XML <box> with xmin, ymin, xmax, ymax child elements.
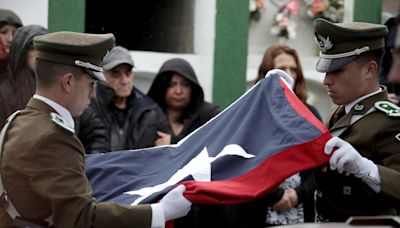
<box><xmin>49</xmin><ymin>112</ymin><xmax>75</xmax><ymax>134</ymax></box>
<box><xmin>374</xmin><ymin>101</ymin><xmax>400</xmax><ymax>117</ymax></box>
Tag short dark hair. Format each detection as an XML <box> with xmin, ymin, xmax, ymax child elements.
<box><xmin>355</xmin><ymin>48</ymin><xmax>385</xmax><ymax>72</ymax></box>
<box><xmin>36</xmin><ymin>59</ymin><xmax>85</xmax><ymax>88</ymax></box>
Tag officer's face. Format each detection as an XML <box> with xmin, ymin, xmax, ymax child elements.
<box><xmin>323</xmin><ymin>60</ymin><xmax>369</xmax><ymax>105</ymax></box>
<box><xmin>70</xmin><ymin>73</ymin><xmax>96</xmax><ymax>117</ymax></box>
<box><xmin>104</xmin><ymin>64</ymin><xmax>133</xmax><ymax>99</ymax></box>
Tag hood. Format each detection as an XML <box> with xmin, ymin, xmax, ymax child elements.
<box><xmin>147</xmin><ymin>58</ymin><xmax>204</xmax><ymax>113</ymax></box>
<box><xmin>9</xmin><ymin>25</ymin><xmax>47</xmax><ymax>77</ymax></box>
<box><xmin>0</xmin><ymin>9</ymin><xmax>23</xmax><ymax>28</ymax></box>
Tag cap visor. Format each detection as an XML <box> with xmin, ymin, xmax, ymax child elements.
<box><xmin>316</xmin><ymin>56</ymin><xmax>357</xmax><ymax>73</ymax></box>
<box><xmin>84</xmin><ymin>69</ymin><xmax>107</xmax><ymax>83</ymax></box>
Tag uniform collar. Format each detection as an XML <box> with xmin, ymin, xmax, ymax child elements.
<box><xmin>33</xmin><ymin>94</ymin><xmax>75</xmax><ymax>129</ymax></box>
<box><xmin>329</xmin><ymin>86</ymin><xmax>388</xmax><ymax>131</ymax></box>
<box><xmin>344</xmin><ymin>87</ymin><xmax>382</xmax><ymax>114</ymax></box>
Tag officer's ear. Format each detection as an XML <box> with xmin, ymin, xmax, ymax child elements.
<box><xmin>363</xmin><ymin>60</ymin><xmax>378</xmax><ymax>80</ymax></box>
<box><xmin>60</xmin><ymin>72</ymin><xmax>74</xmax><ymax>93</ymax></box>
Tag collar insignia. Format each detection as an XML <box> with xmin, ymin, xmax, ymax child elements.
<box><xmin>315</xmin><ymin>34</ymin><xmax>333</xmax><ymax>52</ymax></box>
<box><xmin>49</xmin><ymin>112</ymin><xmax>75</xmax><ymax>134</ymax></box>
<box><xmin>353</xmin><ymin>104</ymin><xmax>364</xmax><ymax>111</ymax></box>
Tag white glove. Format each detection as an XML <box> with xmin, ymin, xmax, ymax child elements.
<box><xmin>159</xmin><ymin>185</ymin><xmax>192</xmax><ymax>221</ymax></box>
<box><xmin>324</xmin><ymin>137</ymin><xmax>376</xmax><ymax>179</ymax></box>
<box><xmin>265</xmin><ymin>69</ymin><xmax>295</xmax><ymax>89</ymax></box>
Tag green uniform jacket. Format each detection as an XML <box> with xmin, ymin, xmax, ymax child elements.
<box><xmin>0</xmin><ymin>98</ymin><xmax>152</xmax><ymax>228</ymax></box>
<box><xmin>316</xmin><ymin>87</ymin><xmax>400</xmax><ymax>222</ymax></box>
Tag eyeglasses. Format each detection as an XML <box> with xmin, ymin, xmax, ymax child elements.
<box><xmin>277</xmin><ymin>66</ymin><xmax>298</xmax><ymax>72</ymax></box>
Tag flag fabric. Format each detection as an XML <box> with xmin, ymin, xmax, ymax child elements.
<box><xmin>85</xmin><ymin>70</ymin><xmax>331</xmax><ymax>206</ymax></box>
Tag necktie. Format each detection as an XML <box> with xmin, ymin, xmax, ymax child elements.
<box><xmin>330</xmin><ymin>105</ymin><xmax>346</xmax><ymax>127</ymax></box>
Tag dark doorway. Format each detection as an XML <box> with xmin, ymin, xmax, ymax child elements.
<box><xmin>85</xmin><ymin>0</ymin><xmax>194</xmax><ymax>53</ymax></box>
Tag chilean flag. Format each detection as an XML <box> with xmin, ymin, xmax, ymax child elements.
<box><xmin>85</xmin><ymin>70</ymin><xmax>331</xmax><ymax>206</ymax></box>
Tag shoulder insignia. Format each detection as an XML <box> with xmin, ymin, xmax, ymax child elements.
<box><xmin>49</xmin><ymin>112</ymin><xmax>75</xmax><ymax>134</ymax></box>
<box><xmin>374</xmin><ymin>101</ymin><xmax>400</xmax><ymax>117</ymax></box>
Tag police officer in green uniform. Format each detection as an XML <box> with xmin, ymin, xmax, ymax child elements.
<box><xmin>0</xmin><ymin>31</ymin><xmax>191</xmax><ymax>228</ymax></box>
<box><xmin>313</xmin><ymin>18</ymin><xmax>400</xmax><ymax>222</ymax></box>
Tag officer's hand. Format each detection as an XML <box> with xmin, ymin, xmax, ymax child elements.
<box><xmin>160</xmin><ymin>185</ymin><xmax>192</xmax><ymax>221</ymax></box>
<box><xmin>265</xmin><ymin>69</ymin><xmax>295</xmax><ymax>89</ymax></box>
<box><xmin>324</xmin><ymin>137</ymin><xmax>376</xmax><ymax>179</ymax></box>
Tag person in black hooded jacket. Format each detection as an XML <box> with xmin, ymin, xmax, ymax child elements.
<box><xmin>0</xmin><ymin>9</ymin><xmax>23</xmax><ymax>128</ymax></box>
<box><xmin>76</xmin><ymin>46</ymin><xmax>171</xmax><ymax>153</ymax></box>
<box><xmin>0</xmin><ymin>9</ymin><xmax>22</xmax><ymax>72</ymax></box>
<box><xmin>148</xmin><ymin>58</ymin><xmax>221</xmax><ymax>144</ymax></box>
<box><xmin>148</xmin><ymin>58</ymin><xmax>222</xmax><ymax>227</ymax></box>
<box><xmin>0</xmin><ymin>24</ymin><xmax>47</xmax><ymax>128</ymax></box>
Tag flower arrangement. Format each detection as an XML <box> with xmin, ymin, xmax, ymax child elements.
<box><xmin>249</xmin><ymin>0</ymin><xmax>266</xmax><ymax>22</ymax></box>
<box><xmin>270</xmin><ymin>0</ymin><xmax>300</xmax><ymax>40</ymax></box>
<box><xmin>306</xmin><ymin>0</ymin><xmax>344</xmax><ymax>23</ymax></box>
<box><xmin>269</xmin><ymin>0</ymin><xmax>344</xmax><ymax>40</ymax></box>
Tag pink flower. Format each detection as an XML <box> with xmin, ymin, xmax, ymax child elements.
<box><xmin>278</xmin><ymin>16</ymin><xmax>289</xmax><ymax>27</ymax></box>
<box><xmin>257</xmin><ymin>0</ymin><xmax>266</xmax><ymax>10</ymax></box>
<box><xmin>285</xmin><ymin>0</ymin><xmax>300</xmax><ymax>16</ymax></box>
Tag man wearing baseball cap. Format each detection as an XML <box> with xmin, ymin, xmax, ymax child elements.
<box><xmin>0</xmin><ymin>32</ymin><xmax>191</xmax><ymax>227</ymax></box>
<box><xmin>313</xmin><ymin>18</ymin><xmax>400</xmax><ymax>222</ymax></box>
<box><xmin>76</xmin><ymin>45</ymin><xmax>171</xmax><ymax>153</ymax></box>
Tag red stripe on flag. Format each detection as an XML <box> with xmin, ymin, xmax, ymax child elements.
<box><xmin>182</xmin><ymin>131</ymin><xmax>331</xmax><ymax>204</ymax></box>
<box><xmin>280</xmin><ymin>79</ymin><xmax>327</xmax><ymax>133</ymax></box>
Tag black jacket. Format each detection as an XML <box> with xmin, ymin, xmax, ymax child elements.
<box><xmin>76</xmin><ymin>83</ymin><xmax>171</xmax><ymax>153</ymax></box>
<box><xmin>147</xmin><ymin>58</ymin><xmax>221</xmax><ymax>143</ymax></box>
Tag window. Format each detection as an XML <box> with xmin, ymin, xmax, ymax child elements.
<box><xmin>85</xmin><ymin>0</ymin><xmax>194</xmax><ymax>53</ymax></box>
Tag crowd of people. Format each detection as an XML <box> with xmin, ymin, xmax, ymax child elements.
<box><xmin>0</xmin><ymin>7</ymin><xmax>400</xmax><ymax>228</ymax></box>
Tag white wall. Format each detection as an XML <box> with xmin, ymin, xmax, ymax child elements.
<box><xmin>1</xmin><ymin>0</ymin><xmax>48</xmax><ymax>28</ymax></box>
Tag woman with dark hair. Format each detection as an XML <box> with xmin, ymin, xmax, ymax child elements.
<box><xmin>0</xmin><ymin>9</ymin><xmax>23</xmax><ymax>127</ymax></box>
<box><xmin>255</xmin><ymin>44</ymin><xmax>312</xmax><ymax>107</ymax></box>
<box><xmin>254</xmin><ymin>44</ymin><xmax>321</xmax><ymax>225</ymax></box>
<box><xmin>148</xmin><ymin>58</ymin><xmax>221</xmax><ymax>144</ymax></box>
<box><xmin>0</xmin><ymin>25</ymin><xmax>47</xmax><ymax>128</ymax></box>
<box><xmin>0</xmin><ymin>9</ymin><xmax>22</xmax><ymax>64</ymax></box>
<box><xmin>256</xmin><ymin>43</ymin><xmax>321</xmax><ymax>119</ymax></box>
